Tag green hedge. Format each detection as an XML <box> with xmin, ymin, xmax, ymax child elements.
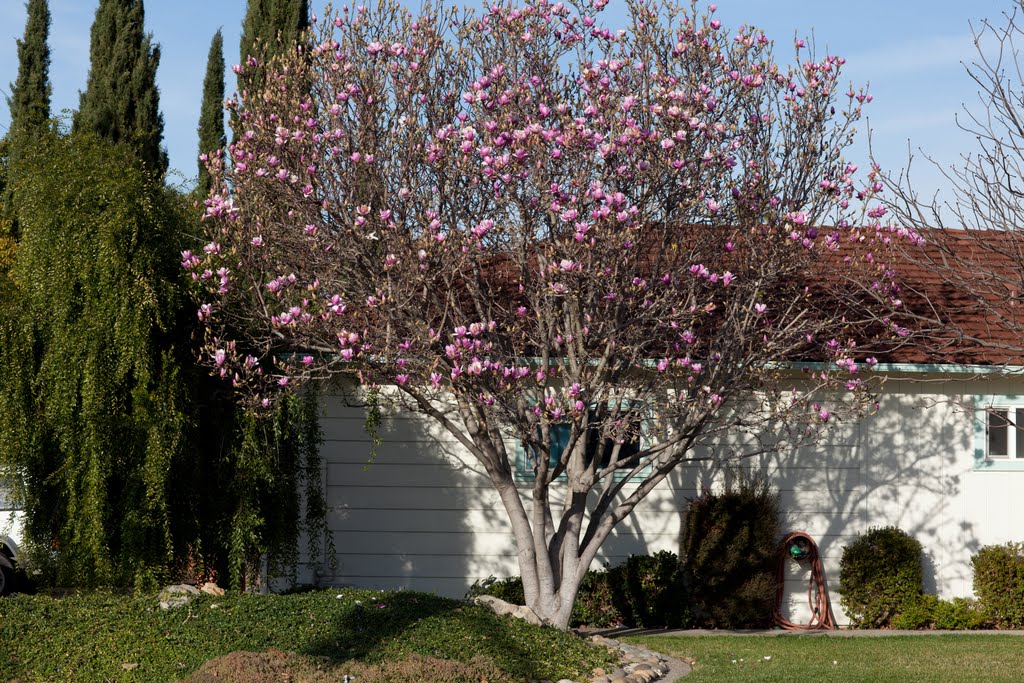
<box><xmin>467</xmin><ymin>553</ymin><xmax>691</xmax><ymax>629</ymax></box>
<box><xmin>973</xmin><ymin>542</ymin><xmax>1024</xmax><ymax>628</ymax></box>
<box><xmin>891</xmin><ymin>594</ymin><xmax>989</xmax><ymax>630</ymax></box>
<box><xmin>839</xmin><ymin>526</ymin><xmax>924</xmax><ymax>627</ymax></box>
<box><xmin>680</xmin><ymin>480</ymin><xmax>780</xmax><ymax>628</ymax></box>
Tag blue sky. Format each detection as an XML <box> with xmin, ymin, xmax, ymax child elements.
<box><xmin>0</xmin><ymin>0</ymin><xmax>1012</xmax><ymax>205</ymax></box>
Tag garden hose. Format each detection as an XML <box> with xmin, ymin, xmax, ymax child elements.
<box><xmin>773</xmin><ymin>531</ymin><xmax>837</xmax><ymax>630</ymax></box>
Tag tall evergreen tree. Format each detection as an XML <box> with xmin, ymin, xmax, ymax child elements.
<box><xmin>8</xmin><ymin>0</ymin><xmax>51</xmax><ymax>142</ymax></box>
<box><xmin>73</xmin><ymin>0</ymin><xmax>167</xmax><ymax>177</ymax></box>
<box><xmin>197</xmin><ymin>30</ymin><xmax>226</xmax><ymax>197</ymax></box>
<box><xmin>4</xmin><ymin>0</ymin><xmax>51</xmax><ymax>238</ymax></box>
<box><xmin>239</xmin><ymin>0</ymin><xmax>309</xmax><ymax>86</ymax></box>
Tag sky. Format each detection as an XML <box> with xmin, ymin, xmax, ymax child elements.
<box><xmin>0</xmin><ymin>0</ymin><xmax>1014</xmax><ymax>205</ymax></box>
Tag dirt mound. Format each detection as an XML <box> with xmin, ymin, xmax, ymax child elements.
<box><xmin>178</xmin><ymin>649</ymin><xmax>335</xmax><ymax>683</ymax></box>
<box><xmin>178</xmin><ymin>650</ymin><xmax>517</xmax><ymax>683</ymax></box>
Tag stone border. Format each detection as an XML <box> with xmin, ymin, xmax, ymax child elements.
<box><xmin>582</xmin><ymin>634</ymin><xmax>691</xmax><ymax>683</ymax></box>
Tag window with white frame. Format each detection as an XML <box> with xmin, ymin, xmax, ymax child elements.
<box><xmin>985</xmin><ymin>406</ymin><xmax>1024</xmax><ymax>460</ymax></box>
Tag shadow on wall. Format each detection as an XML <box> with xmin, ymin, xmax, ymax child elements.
<box><xmin>667</xmin><ymin>376</ymin><xmax>979</xmax><ymax>607</ymax></box>
<box><xmin>312</xmin><ymin>380</ymin><xmax>510</xmax><ymax>598</ymax></box>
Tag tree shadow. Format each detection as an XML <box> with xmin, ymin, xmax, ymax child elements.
<box><xmin>297</xmin><ymin>591</ymin><xmax>589</xmax><ymax>680</ymax></box>
<box><xmin>671</xmin><ymin>375</ymin><xmax>983</xmax><ymax>623</ymax></box>
<box><xmin>303</xmin><ymin>380</ymin><xmax>510</xmax><ymax>598</ymax></box>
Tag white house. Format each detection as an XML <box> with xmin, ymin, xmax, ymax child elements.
<box><xmin>297</xmin><ymin>362</ymin><xmax>1024</xmax><ymax>626</ymax></box>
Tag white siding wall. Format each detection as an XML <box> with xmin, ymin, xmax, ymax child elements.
<box><xmin>303</xmin><ymin>374</ymin><xmax>1019</xmax><ymax>626</ymax></box>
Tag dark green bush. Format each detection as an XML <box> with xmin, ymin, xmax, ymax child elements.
<box><xmin>972</xmin><ymin>543</ymin><xmax>1024</xmax><ymax>628</ymax></box>
<box><xmin>839</xmin><ymin>526</ymin><xmax>923</xmax><ymax>628</ymax></box>
<box><xmin>572</xmin><ymin>568</ymin><xmax>623</xmax><ymax>628</ymax></box>
<box><xmin>465</xmin><ymin>575</ymin><xmax>525</xmax><ymax>605</ymax></box>
<box><xmin>608</xmin><ymin>550</ymin><xmax>692</xmax><ymax>628</ymax></box>
<box><xmin>679</xmin><ymin>480</ymin><xmax>780</xmax><ymax>628</ymax></box>
<box><xmin>466</xmin><ymin>556</ymin><xmax>688</xmax><ymax>629</ymax></box>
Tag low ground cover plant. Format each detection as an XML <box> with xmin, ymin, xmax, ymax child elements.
<box><xmin>0</xmin><ymin>588</ymin><xmax>615</xmax><ymax>682</ymax></box>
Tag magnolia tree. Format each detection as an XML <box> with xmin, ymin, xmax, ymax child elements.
<box><xmin>191</xmin><ymin>0</ymin><xmax>919</xmax><ymax>627</ymax></box>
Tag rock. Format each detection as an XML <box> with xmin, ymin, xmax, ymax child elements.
<box><xmin>472</xmin><ymin>595</ymin><xmax>544</xmax><ymax>626</ymax></box>
<box><xmin>158</xmin><ymin>583</ymin><xmax>200</xmax><ymax>610</ymax></box>
<box><xmin>200</xmin><ymin>581</ymin><xmax>225</xmax><ymax>596</ymax></box>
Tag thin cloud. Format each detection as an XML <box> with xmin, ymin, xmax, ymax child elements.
<box><xmin>845</xmin><ymin>34</ymin><xmax>976</xmax><ymax>77</ymax></box>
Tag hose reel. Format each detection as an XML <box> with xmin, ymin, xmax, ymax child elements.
<box><xmin>773</xmin><ymin>530</ymin><xmax>837</xmax><ymax>630</ymax></box>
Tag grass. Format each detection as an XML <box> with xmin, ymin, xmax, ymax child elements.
<box><xmin>0</xmin><ymin>588</ymin><xmax>616</xmax><ymax>682</ymax></box>
<box><xmin>625</xmin><ymin>633</ymin><xmax>1024</xmax><ymax>682</ymax></box>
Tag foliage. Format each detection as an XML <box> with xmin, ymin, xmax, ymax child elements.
<box><xmin>73</xmin><ymin>0</ymin><xmax>167</xmax><ymax>177</ymax></box>
<box><xmin>626</xmin><ymin>633</ymin><xmax>1024</xmax><ymax>683</ymax></box>
<box><xmin>2</xmin><ymin>131</ymin><xmax>186</xmax><ymax>587</ymax></box>
<box><xmin>197</xmin><ymin>29</ymin><xmax>227</xmax><ymax>196</ymax></box>
<box><xmin>572</xmin><ymin>566</ymin><xmax>622</xmax><ymax>628</ymax></box>
<box><xmin>467</xmin><ymin>554</ymin><xmax>688</xmax><ymax>629</ymax></box>
<box><xmin>238</xmin><ymin>0</ymin><xmax>310</xmax><ymax>93</ymax></box>
<box><xmin>0</xmin><ymin>588</ymin><xmax>616</xmax><ymax>682</ymax></box>
<box><xmin>4</xmin><ymin>0</ymin><xmax>51</xmax><ymax>235</ymax></box>
<box><xmin>839</xmin><ymin>526</ymin><xmax>924</xmax><ymax>628</ymax></box>
<box><xmin>680</xmin><ymin>479</ymin><xmax>780</xmax><ymax>628</ymax></box>
<box><xmin>195</xmin><ymin>0</ymin><xmax>916</xmax><ymax>627</ymax></box>
<box><xmin>7</xmin><ymin>0</ymin><xmax>51</xmax><ymax>138</ymax></box>
<box><xmin>891</xmin><ymin>594</ymin><xmax>990</xmax><ymax>631</ymax></box>
<box><xmin>0</xmin><ymin>130</ymin><xmax>327</xmax><ymax>590</ymax></box>
<box><xmin>609</xmin><ymin>551</ymin><xmax>691</xmax><ymax>628</ymax></box>
<box><xmin>972</xmin><ymin>542</ymin><xmax>1024</xmax><ymax>628</ymax></box>
<box><xmin>465</xmin><ymin>574</ymin><xmax>526</xmax><ymax>604</ymax></box>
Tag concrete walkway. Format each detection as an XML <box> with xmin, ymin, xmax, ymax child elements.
<box><xmin>603</xmin><ymin>627</ymin><xmax>1024</xmax><ymax>637</ymax></box>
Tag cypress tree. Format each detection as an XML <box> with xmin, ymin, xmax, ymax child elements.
<box><xmin>8</xmin><ymin>0</ymin><xmax>51</xmax><ymax>142</ymax></box>
<box><xmin>4</xmin><ymin>0</ymin><xmax>51</xmax><ymax>238</ymax></box>
<box><xmin>239</xmin><ymin>0</ymin><xmax>309</xmax><ymax>87</ymax></box>
<box><xmin>73</xmin><ymin>0</ymin><xmax>167</xmax><ymax>178</ymax></box>
<box><xmin>196</xmin><ymin>30</ymin><xmax>226</xmax><ymax>197</ymax></box>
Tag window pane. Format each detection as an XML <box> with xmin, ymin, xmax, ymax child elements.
<box><xmin>1015</xmin><ymin>410</ymin><xmax>1024</xmax><ymax>460</ymax></box>
<box><xmin>989</xmin><ymin>409</ymin><xmax>1009</xmax><ymax>457</ymax></box>
<box><xmin>550</xmin><ymin>423</ymin><xmax>571</xmax><ymax>468</ymax></box>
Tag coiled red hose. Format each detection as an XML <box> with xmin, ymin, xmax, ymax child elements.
<box><xmin>773</xmin><ymin>531</ymin><xmax>837</xmax><ymax>630</ymax></box>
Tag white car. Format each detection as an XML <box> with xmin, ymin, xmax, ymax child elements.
<box><xmin>0</xmin><ymin>531</ymin><xmax>17</xmax><ymax>596</ymax></box>
<box><xmin>0</xmin><ymin>479</ymin><xmax>22</xmax><ymax>596</ymax></box>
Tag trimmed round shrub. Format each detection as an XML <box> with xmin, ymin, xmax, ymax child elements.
<box><xmin>972</xmin><ymin>542</ymin><xmax>1024</xmax><ymax>628</ymax></box>
<box><xmin>839</xmin><ymin>526</ymin><xmax>923</xmax><ymax>627</ymax></box>
<box><xmin>680</xmin><ymin>480</ymin><xmax>780</xmax><ymax>628</ymax></box>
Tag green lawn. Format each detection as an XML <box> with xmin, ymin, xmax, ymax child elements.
<box><xmin>625</xmin><ymin>634</ymin><xmax>1024</xmax><ymax>682</ymax></box>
